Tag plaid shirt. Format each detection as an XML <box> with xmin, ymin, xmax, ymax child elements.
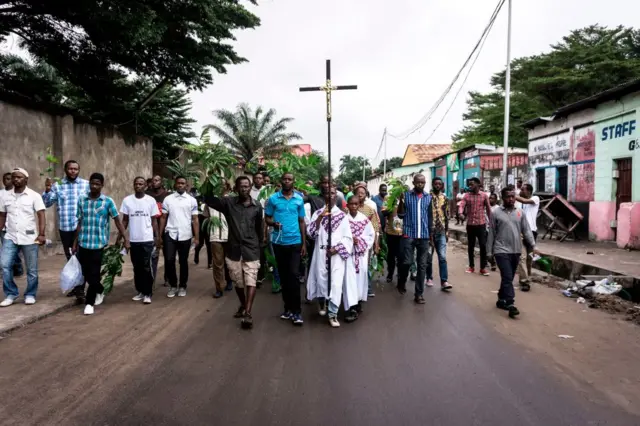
<box><xmin>77</xmin><ymin>194</ymin><xmax>118</xmax><ymax>250</ymax></box>
<box><xmin>459</xmin><ymin>191</ymin><xmax>491</xmax><ymax>226</ymax></box>
<box><xmin>399</xmin><ymin>190</ymin><xmax>433</xmax><ymax>239</ymax></box>
<box><xmin>430</xmin><ymin>191</ymin><xmax>449</xmax><ymax>234</ymax></box>
<box><xmin>42</xmin><ymin>177</ymin><xmax>90</xmax><ymax>231</ymax></box>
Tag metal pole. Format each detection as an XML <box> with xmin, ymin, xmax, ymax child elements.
<box><xmin>501</xmin><ymin>0</ymin><xmax>512</xmax><ymax>188</ymax></box>
<box><xmin>383</xmin><ymin>128</ymin><xmax>387</xmax><ymax>175</ymax></box>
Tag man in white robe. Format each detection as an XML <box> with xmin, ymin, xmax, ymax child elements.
<box><xmin>307</xmin><ymin>187</ymin><xmax>353</xmax><ymax>328</ymax></box>
<box><xmin>344</xmin><ymin>194</ymin><xmax>376</xmax><ymax>322</ymax></box>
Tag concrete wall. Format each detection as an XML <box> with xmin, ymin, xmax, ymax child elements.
<box><xmin>0</xmin><ymin>99</ymin><xmax>152</xmax><ymax>246</ymax></box>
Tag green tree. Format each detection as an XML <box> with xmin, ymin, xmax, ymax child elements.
<box><xmin>453</xmin><ymin>25</ymin><xmax>640</xmax><ymax>149</ymax></box>
<box><xmin>0</xmin><ymin>0</ymin><xmax>260</xmax><ymax>98</ymax></box>
<box><xmin>205</xmin><ymin>103</ymin><xmax>302</xmax><ymax>165</ymax></box>
<box><xmin>374</xmin><ymin>156</ymin><xmax>403</xmax><ymax>174</ymax></box>
<box><xmin>336</xmin><ymin>155</ymin><xmax>372</xmax><ymax>188</ymax></box>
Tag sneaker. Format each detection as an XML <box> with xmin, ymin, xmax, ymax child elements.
<box><xmin>241</xmin><ymin>314</ymin><xmax>253</xmax><ymax>329</ymax></box>
<box><xmin>520</xmin><ymin>282</ymin><xmax>531</xmax><ymax>292</ymax></box>
<box><xmin>410</xmin><ymin>273</ymin><xmax>416</xmax><ymax>281</ymax></box>
<box><xmin>414</xmin><ymin>295</ymin><xmax>426</xmax><ymax>304</ymax></box>
<box><xmin>508</xmin><ymin>305</ymin><xmax>520</xmax><ymax>318</ymax></box>
<box><xmin>465</xmin><ymin>267</ymin><xmax>475</xmax><ymax>274</ymax></box>
<box><xmin>280</xmin><ymin>311</ymin><xmax>292</xmax><ymax>320</ymax></box>
<box><xmin>344</xmin><ymin>309</ymin><xmax>358</xmax><ymax>323</ymax></box>
<box><xmin>292</xmin><ymin>313</ymin><xmax>304</xmax><ymax>325</ymax></box>
<box><xmin>480</xmin><ymin>269</ymin><xmax>490</xmax><ymax>276</ymax></box>
<box><xmin>368</xmin><ymin>290</ymin><xmax>376</xmax><ymax>298</ymax></box>
<box><xmin>426</xmin><ymin>279</ymin><xmax>434</xmax><ymax>287</ymax></box>
<box><xmin>328</xmin><ymin>317</ymin><xmax>340</xmax><ymax>328</ymax></box>
<box><xmin>178</xmin><ymin>288</ymin><xmax>187</xmax><ymax>297</ymax></box>
<box><xmin>441</xmin><ymin>282</ymin><xmax>452</xmax><ymax>291</ymax></box>
<box><xmin>0</xmin><ymin>297</ymin><xmax>16</xmax><ymax>307</ymax></box>
<box><xmin>94</xmin><ymin>293</ymin><xmax>105</xmax><ymax>306</ymax></box>
<box><xmin>318</xmin><ymin>306</ymin><xmax>327</xmax><ymax>317</ymax></box>
<box><xmin>213</xmin><ymin>291</ymin><xmax>223</xmax><ymax>299</ymax></box>
<box><xmin>143</xmin><ymin>296</ymin><xmax>152</xmax><ymax>304</ymax></box>
<box><xmin>496</xmin><ymin>299</ymin><xmax>509</xmax><ymax>311</ymax></box>
<box><xmin>24</xmin><ymin>296</ymin><xmax>36</xmax><ymax>305</ymax></box>
<box><xmin>167</xmin><ymin>287</ymin><xmax>178</xmax><ymax>298</ymax></box>
<box><xmin>132</xmin><ymin>293</ymin><xmax>144</xmax><ymax>301</ymax></box>
<box><xmin>83</xmin><ymin>305</ymin><xmax>94</xmax><ymax>315</ymax></box>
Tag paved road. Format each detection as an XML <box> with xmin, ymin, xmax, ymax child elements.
<box><xmin>0</xmin><ymin>251</ymin><xmax>637</xmax><ymax>426</ymax></box>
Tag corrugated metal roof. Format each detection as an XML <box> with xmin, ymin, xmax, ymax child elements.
<box><xmin>401</xmin><ymin>144</ymin><xmax>452</xmax><ymax>166</ymax></box>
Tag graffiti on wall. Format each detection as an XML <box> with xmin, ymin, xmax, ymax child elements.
<box><xmin>572</xmin><ymin>126</ymin><xmax>595</xmax><ymax>162</ymax></box>
<box><xmin>544</xmin><ymin>168</ymin><xmax>556</xmax><ymax>192</ymax></box>
<box><xmin>529</xmin><ymin>132</ymin><xmax>571</xmax><ymax>167</ymax></box>
<box><xmin>571</xmin><ymin>162</ymin><xmax>595</xmax><ymax>202</ymax></box>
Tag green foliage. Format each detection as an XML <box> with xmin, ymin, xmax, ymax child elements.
<box><xmin>453</xmin><ymin>25</ymin><xmax>640</xmax><ymax>150</ymax></box>
<box><xmin>374</xmin><ymin>156</ymin><xmax>403</xmax><ymax>174</ymax></box>
<box><xmin>336</xmin><ymin>155</ymin><xmax>372</xmax><ymax>188</ymax></box>
<box><xmin>260</xmin><ymin>152</ymin><xmax>323</xmax><ymax>196</ymax></box>
<box><xmin>101</xmin><ymin>244</ymin><xmax>125</xmax><ymax>294</ymax></box>
<box><xmin>37</xmin><ymin>146</ymin><xmax>61</xmax><ymax>184</ymax></box>
<box><xmin>384</xmin><ymin>177</ymin><xmax>409</xmax><ymax>210</ymax></box>
<box><xmin>205</xmin><ymin>103</ymin><xmax>302</xmax><ymax>165</ymax></box>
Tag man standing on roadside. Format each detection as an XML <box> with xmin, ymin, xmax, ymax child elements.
<box><xmin>0</xmin><ymin>168</ymin><xmax>46</xmax><ymax>307</ymax></box>
<box><xmin>159</xmin><ymin>176</ymin><xmax>199</xmax><ymax>298</ymax></box>
<box><xmin>205</xmin><ymin>176</ymin><xmax>263</xmax><ymax>329</ymax></box>
<box><xmin>250</xmin><ymin>172</ymin><xmax>265</xmax><ymax>201</ymax></box>
<box><xmin>515</xmin><ymin>183</ymin><xmax>540</xmax><ymax>292</ymax></box>
<box><xmin>42</xmin><ymin>160</ymin><xmax>90</xmax><ymax>298</ymax></box>
<box><xmin>73</xmin><ymin>173</ymin><xmax>129</xmax><ymax>315</ymax></box>
<box><xmin>458</xmin><ymin>177</ymin><xmax>492</xmax><ymax>276</ymax></box>
<box><xmin>372</xmin><ymin>184</ymin><xmax>388</xmax><ymax>231</ymax></box>
<box><xmin>265</xmin><ymin>173</ymin><xmax>307</xmax><ymax>325</ymax></box>
<box><xmin>397</xmin><ymin>174</ymin><xmax>433</xmax><ymax>304</ymax></box>
<box><xmin>0</xmin><ymin>172</ymin><xmax>24</xmax><ymax>277</ymax></box>
<box><xmin>427</xmin><ymin>177</ymin><xmax>452</xmax><ymax>290</ymax></box>
<box><xmin>487</xmin><ymin>187</ymin><xmax>537</xmax><ymax>318</ymax></box>
<box><xmin>121</xmin><ymin>177</ymin><xmax>160</xmax><ymax>305</ymax></box>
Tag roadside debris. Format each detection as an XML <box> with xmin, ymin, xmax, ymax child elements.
<box><xmin>557</xmin><ymin>335</ymin><xmax>574</xmax><ymax>339</ymax></box>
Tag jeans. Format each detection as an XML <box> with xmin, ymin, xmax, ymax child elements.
<box><xmin>426</xmin><ymin>232</ymin><xmax>449</xmax><ymax>284</ymax></box>
<box><xmin>328</xmin><ymin>300</ymin><xmax>339</xmax><ymax>318</ymax></box>
<box><xmin>77</xmin><ymin>247</ymin><xmax>104</xmax><ymax>306</ymax></box>
<box><xmin>398</xmin><ymin>238</ymin><xmax>430</xmax><ymax>297</ymax></box>
<box><xmin>0</xmin><ymin>231</ymin><xmax>23</xmax><ymax>276</ymax></box>
<box><xmin>494</xmin><ymin>253</ymin><xmax>521</xmax><ymax>305</ymax></box>
<box><xmin>1</xmin><ymin>240</ymin><xmax>38</xmax><ymax>298</ymax></box>
<box><xmin>273</xmin><ymin>244</ymin><xmax>302</xmax><ymax>314</ymax></box>
<box><xmin>466</xmin><ymin>225</ymin><xmax>488</xmax><ymax>269</ymax></box>
<box><xmin>130</xmin><ymin>242</ymin><xmax>155</xmax><ymax>296</ymax></box>
<box><xmin>386</xmin><ymin>234</ymin><xmax>402</xmax><ymax>280</ymax></box>
<box><xmin>164</xmin><ymin>236</ymin><xmax>191</xmax><ymax>288</ymax></box>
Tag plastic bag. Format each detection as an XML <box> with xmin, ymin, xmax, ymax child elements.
<box><xmin>60</xmin><ymin>255</ymin><xmax>84</xmax><ymax>293</ymax></box>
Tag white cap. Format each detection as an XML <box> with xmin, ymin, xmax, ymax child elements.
<box><xmin>12</xmin><ymin>168</ymin><xmax>29</xmax><ymax>178</ymax></box>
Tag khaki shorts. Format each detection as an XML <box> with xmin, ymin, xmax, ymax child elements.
<box><xmin>225</xmin><ymin>258</ymin><xmax>260</xmax><ymax>289</ymax></box>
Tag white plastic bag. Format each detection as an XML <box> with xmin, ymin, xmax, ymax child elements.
<box><xmin>60</xmin><ymin>255</ymin><xmax>84</xmax><ymax>293</ymax></box>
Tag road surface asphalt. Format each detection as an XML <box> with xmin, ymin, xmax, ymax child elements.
<box><xmin>0</xmin><ymin>249</ymin><xmax>638</xmax><ymax>426</ymax></box>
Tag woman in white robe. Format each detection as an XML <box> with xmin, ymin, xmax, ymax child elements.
<box><xmin>344</xmin><ymin>198</ymin><xmax>376</xmax><ymax>320</ymax></box>
<box><xmin>306</xmin><ymin>189</ymin><xmax>354</xmax><ymax>327</ymax></box>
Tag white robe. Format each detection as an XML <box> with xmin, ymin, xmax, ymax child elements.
<box><xmin>306</xmin><ymin>206</ymin><xmax>354</xmax><ymax>309</ymax></box>
<box><xmin>344</xmin><ymin>212</ymin><xmax>376</xmax><ymax>306</ymax></box>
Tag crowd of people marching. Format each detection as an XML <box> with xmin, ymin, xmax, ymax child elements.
<box><xmin>0</xmin><ymin>159</ymin><xmax>539</xmax><ymax>328</ymax></box>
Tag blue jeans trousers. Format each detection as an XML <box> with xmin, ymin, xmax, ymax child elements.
<box><xmin>426</xmin><ymin>232</ymin><xmax>449</xmax><ymax>284</ymax></box>
<box><xmin>2</xmin><ymin>240</ymin><xmax>39</xmax><ymax>298</ymax></box>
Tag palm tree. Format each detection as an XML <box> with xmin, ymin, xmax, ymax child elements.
<box><xmin>204</xmin><ymin>103</ymin><xmax>302</xmax><ymax>164</ymax></box>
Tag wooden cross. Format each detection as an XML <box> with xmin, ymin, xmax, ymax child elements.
<box><xmin>299</xmin><ymin>59</ymin><xmax>357</xmax><ymax>297</ymax></box>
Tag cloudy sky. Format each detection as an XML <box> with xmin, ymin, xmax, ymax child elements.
<box><xmin>190</xmin><ymin>0</ymin><xmax>640</xmax><ymax>171</ymax></box>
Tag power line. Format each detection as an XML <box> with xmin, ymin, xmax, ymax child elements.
<box><xmin>387</xmin><ymin>0</ymin><xmax>506</xmax><ymax>141</ymax></box>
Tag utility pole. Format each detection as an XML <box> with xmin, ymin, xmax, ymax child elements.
<box><xmin>383</xmin><ymin>128</ymin><xmax>388</xmax><ymax>175</ymax></box>
<box><xmin>362</xmin><ymin>157</ymin><xmax>367</xmax><ymax>182</ymax></box>
<box><xmin>501</xmin><ymin>0</ymin><xmax>512</xmax><ymax>187</ymax></box>
<box><xmin>299</xmin><ymin>60</ymin><xmax>357</xmax><ymax>297</ymax></box>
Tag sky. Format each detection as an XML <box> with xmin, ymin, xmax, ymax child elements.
<box><xmin>189</xmin><ymin>0</ymin><xmax>640</xmax><ymax>172</ymax></box>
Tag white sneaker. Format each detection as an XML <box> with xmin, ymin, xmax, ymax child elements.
<box><xmin>426</xmin><ymin>279</ymin><xmax>434</xmax><ymax>287</ymax></box>
<box><xmin>0</xmin><ymin>297</ymin><xmax>16</xmax><ymax>307</ymax></box>
<box><xmin>328</xmin><ymin>317</ymin><xmax>340</xmax><ymax>328</ymax></box>
<box><xmin>132</xmin><ymin>293</ymin><xmax>144</xmax><ymax>301</ymax></box>
<box><xmin>167</xmin><ymin>287</ymin><xmax>178</xmax><ymax>298</ymax></box>
<box><xmin>143</xmin><ymin>296</ymin><xmax>152</xmax><ymax>304</ymax></box>
<box><xmin>24</xmin><ymin>296</ymin><xmax>36</xmax><ymax>305</ymax></box>
<box><xmin>94</xmin><ymin>293</ymin><xmax>105</xmax><ymax>306</ymax></box>
<box><xmin>318</xmin><ymin>301</ymin><xmax>327</xmax><ymax>317</ymax></box>
<box><xmin>84</xmin><ymin>305</ymin><xmax>94</xmax><ymax>315</ymax></box>
<box><xmin>178</xmin><ymin>288</ymin><xmax>187</xmax><ymax>297</ymax></box>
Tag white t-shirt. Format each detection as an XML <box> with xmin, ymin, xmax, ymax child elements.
<box><xmin>120</xmin><ymin>194</ymin><xmax>160</xmax><ymax>242</ymax></box>
<box><xmin>0</xmin><ymin>187</ymin><xmax>46</xmax><ymax>245</ymax></box>
<box><xmin>162</xmin><ymin>192</ymin><xmax>199</xmax><ymax>241</ymax></box>
<box><xmin>516</xmin><ymin>195</ymin><xmax>540</xmax><ymax>232</ymax></box>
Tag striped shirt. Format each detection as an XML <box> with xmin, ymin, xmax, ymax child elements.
<box><xmin>77</xmin><ymin>194</ymin><xmax>119</xmax><ymax>250</ymax></box>
<box><xmin>399</xmin><ymin>191</ymin><xmax>433</xmax><ymax>239</ymax></box>
<box><xmin>42</xmin><ymin>177</ymin><xmax>90</xmax><ymax>231</ymax></box>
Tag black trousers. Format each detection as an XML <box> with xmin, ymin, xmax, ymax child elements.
<box><xmin>195</xmin><ymin>216</ymin><xmax>212</xmax><ymax>265</ymax></box>
<box><xmin>59</xmin><ymin>230</ymin><xmax>76</xmax><ymax>260</ymax></box>
<box><xmin>131</xmin><ymin>242</ymin><xmax>155</xmax><ymax>296</ymax></box>
<box><xmin>495</xmin><ymin>253</ymin><xmax>520</xmax><ymax>305</ymax></box>
<box><xmin>466</xmin><ymin>225</ymin><xmax>488</xmax><ymax>269</ymax></box>
<box><xmin>165</xmin><ymin>236</ymin><xmax>191</xmax><ymax>288</ymax></box>
<box><xmin>77</xmin><ymin>247</ymin><xmax>104</xmax><ymax>306</ymax></box>
<box><xmin>273</xmin><ymin>244</ymin><xmax>302</xmax><ymax>314</ymax></box>
<box><xmin>386</xmin><ymin>234</ymin><xmax>402</xmax><ymax>280</ymax></box>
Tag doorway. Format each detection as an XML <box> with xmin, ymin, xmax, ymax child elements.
<box><xmin>556</xmin><ymin>166</ymin><xmax>568</xmax><ymax>198</ymax></box>
<box><xmin>615</xmin><ymin>158</ymin><xmax>632</xmax><ymax>212</ymax></box>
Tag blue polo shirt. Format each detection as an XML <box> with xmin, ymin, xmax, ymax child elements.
<box><xmin>265</xmin><ymin>191</ymin><xmax>305</xmax><ymax>246</ymax></box>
